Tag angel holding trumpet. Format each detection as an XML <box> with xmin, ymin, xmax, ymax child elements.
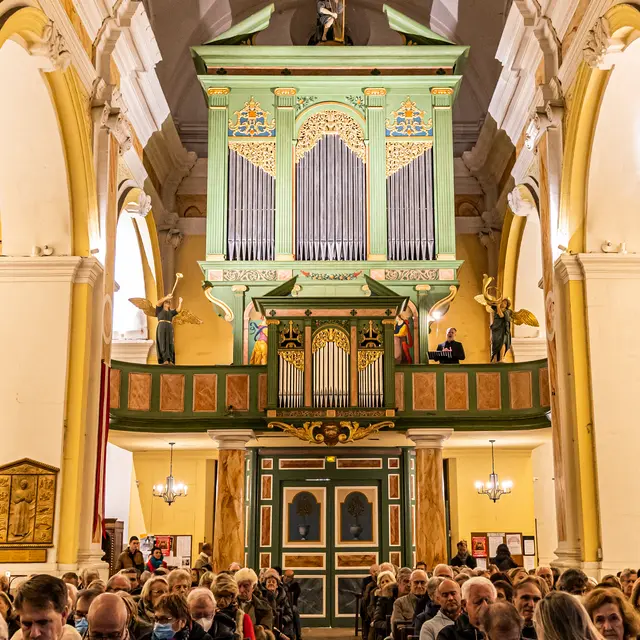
<box><xmin>129</xmin><ymin>273</ymin><xmax>202</xmax><ymax>365</ymax></box>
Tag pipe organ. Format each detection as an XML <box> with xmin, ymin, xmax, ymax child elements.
<box><xmin>357</xmin><ymin>321</ymin><xmax>384</xmax><ymax>408</ymax></box>
<box><xmin>277</xmin><ymin>321</ymin><xmax>304</xmax><ymax>408</ymax></box>
<box><xmin>312</xmin><ymin>327</ymin><xmax>350</xmax><ymax>408</ymax></box>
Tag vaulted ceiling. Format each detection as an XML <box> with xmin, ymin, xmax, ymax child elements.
<box><xmin>144</xmin><ymin>0</ymin><xmax>510</xmax><ymax>156</ymax></box>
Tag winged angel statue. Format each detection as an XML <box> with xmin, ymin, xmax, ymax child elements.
<box><xmin>129</xmin><ymin>290</ymin><xmax>202</xmax><ymax>365</ymax></box>
<box><xmin>474</xmin><ymin>275</ymin><xmax>539</xmax><ymax>362</ymax></box>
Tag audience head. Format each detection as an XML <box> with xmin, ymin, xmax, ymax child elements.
<box><xmin>533</xmin><ymin>591</ymin><xmax>602</xmax><ymax>640</ymax></box>
<box><xmin>167</xmin><ymin>569</ymin><xmax>191</xmax><ymax>596</ymax></box>
<box><xmin>427</xmin><ymin>577</ymin><xmax>445</xmax><ymax>602</ymax></box>
<box><xmin>397</xmin><ymin>568</ymin><xmax>412</xmax><ymax>596</ymax></box>
<box><xmin>619</xmin><ymin>570</ymin><xmax>638</xmax><ymax>599</ymax></box>
<box><xmin>482</xmin><ymin>602</ymin><xmax>523</xmax><ymax>640</ymax></box>
<box><xmin>513</xmin><ymin>576</ymin><xmax>546</xmax><ymax>627</ymax></box>
<box><xmin>186</xmin><ymin>588</ymin><xmax>215</xmax><ymax>633</ymax></box>
<box><xmin>409</xmin><ymin>570</ymin><xmax>428</xmax><ymax>597</ymax></box>
<box><xmin>490</xmin><ymin>573</ymin><xmax>513</xmax><ymax>585</ymax></box>
<box><xmin>128</xmin><ymin>536</ymin><xmax>140</xmax><ymax>553</ymax></box>
<box><xmin>493</xmin><ymin>580</ymin><xmax>514</xmax><ymax>604</ymax></box>
<box><xmin>106</xmin><ymin>574</ymin><xmax>131</xmax><ymax>594</ymax></box>
<box><xmin>415</xmin><ymin>561</ymin><xmax>427</xmax><ymax>572</ymax></box>
<box><xmin>141</xmin><ymin>576</ymin><xmax>169</xmax><ymax>609</ymax></box>
<box><xmin>368</xmin><ymin>564</ymin><xmax>380</xmax><ymax>578</ymax></box>
<box><xmin>456</xmin><ymin>540</ymin><xmax>468</xmax><ymax>556</ymax></box>
<box><xmin>461</xmin><ymin>577</ymin><xmax>497</xmax><ymax>630</ymax></box>
<box><xmin>379</xmin><ymin>562</ymin><xmax>395</xmax><ymax>576</ymax></box>
<box><xmin>201</xmin><ymin>543</ymin><xmax>212</xmax><ymax>557</ymax></box>
<box><xmin>87</xmin><ymin>580</ymin><xmax>107</xmax><ymax>594</ymax></box>
<box><xmin>74</xmin><ymin>589</ymin><xmax>101</xmax><ymax>636</ymax></box>
<box><xmin>212</xmin><ymin>573</ymin><xmax>239</xmax><ymax>610</ymax></box>
<box><xmin>61</xmin><ymin>573</ymin><xmax>79</xmax><ymax>588</ymax></box>
<box><xmin>455</xmin><ymin>574</ymin><xmax>470</xmax><ymax>587</ymax></box>
<box><xmin>583</xmin><ymin>587</ymin><xmax>640</xmax><ymax>640</ymax></box>
<box><xmin>119</xmin><ymin>569</ymin><xmax>139</xmax><ymax>590</ymax></box>
<box><xmin>228</xmin><ymin>563</ymin><xmax>242</xmax><ymax>574</ymax></box>
<box><xmin>80</xmin><ymin>570</ymin><xmax>100</xmax><ymax>589</ymax></box>
<box><xmin>263</xmin><ymin>569</ymin><xmax>281</xmax><ymax>593</ymax></box>
<box><xmin>235</xmin><ymin>568</ymin><xmax>258</xmax><ymax>602</ymax></box>
<box><xmin>434</xmin><ymin>564</ymin><xmax>454</xmax><ymax>579</ymax></box>
<box><xmin>283</xmin><ymin>570</ymin><xmax>295</xmax><ymax>585</ymax></box>
<box><xmin>437</xmin><ymin>579</ymin><xmax>462</xmax><ymax>620</ymax></box>
<box><xmin>66</xmin><ymin>584</ymin><xmax>78</xmax><ymax>612</ymax></box>
<box><xmin>15</xmin><ymin>575</ymin><xmax>69</xmax><ymax>640</ymax></box>
<box><xmin>376</xmin><ymin>571</ymin><xmax>396</xmax><ymax>590</ymax></box>
<box><xmin>0</xmin><ymin>577</ymin><xmax>8</xmax><ymax>596</ymax></box>
<box><xmin>199</xmin><ymin>572</ymin><xmax>215</xmax><ymax>590</ymax></box>
<box><xmin>508</xmin><ymin>568</ymin><xmax>528</xmax><ymax>584</ymax></box>
<box><xmin>139</xmin><ymin>572</ymin><xmax>151</xmax><ymax>588</ymax></box>
<box><xmin>153</xmin><ymin>594</ymin><xmax>191</xmax><ymax>637</ymax></box>
<box><xmin>630</xmin><ymin>580</ymin><xmax>640</xmax><ymax>613</ymax></box>
<box><xmin>557</xmin><ymin>568</ymin><xmax>589</xmax><ymax>596</ymax></box>
<box><xmin>536</xmin><ymin>567</ymin><xmax>554</xmax><ymax>592</ymax></box>
<box><xmin>601</xmin><ymin>575</ymin><xmax>622</xmax><ymax>590</ymax></box>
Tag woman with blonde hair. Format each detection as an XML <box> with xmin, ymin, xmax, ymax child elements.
<box><xmin>370</xmin><ymin>571</ymin><xmax>397</xmax><ymax>640</ymax></box>
<box><xmin>199</xmin><ymin>572</ymin><xmax>216</xmax><ymax>590</ymax></box>
<box><xmin>138</xmin><ymin>575</ymin><xmax>169</xmax><ymax>623</ymax></box>
<box><xmin>533</xmin><ymin>591</ymin><xmax>604</xmax><ymax>640</ymax></box>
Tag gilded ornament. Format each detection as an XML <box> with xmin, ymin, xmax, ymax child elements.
<box><xmin>357</xmin><ymin>349</ymin><xmax>383</xmax><ymax>371</ymax></box>
<box><xmin>384</xmin><ymin>268</ymin><xmax>438</xmax><ymax>281</ymax></box>
<box><xmin>280</xmin><ymin>321</ymin><xmax>303</xmax><ymax>349</ymax></box>
<box><xmin>301</xmin><ymin>270</ymin><xmax>362</xmax><ymax>281</ymax></box>
<box><xmin>296</xmin><ymin>110</ymin><xmax>366</xmax><ymax>163</ymax></box>
<box><xmin>267</xmin><ymin>420</ymin><xmax>394</xmax><ymax>446</ymax></box>
<box><xmin>386</xmin><ymin>140</ymin><xmax>433</xmax><ymax>176</ymax></box>
<box><xmin>430</xmin><ymin>88</ymin><xmax>454</xmax><ymax>95</ymax></box>
<box><xmin>312</xmin><ymin>327</ymin><xmax>350</xmax><ymax>354</ymax></box>
<box><xmin>222</xmin><ymin>269</ymin><xmax>277</xmax><ymax>281</ymax></box>
<box><xmin>228</xmin><ymin>97</ymin><xmax>276</xmax><ymax>137</ymax></box>
<box><xmin>279</xmin><ymin>350</ymin><xmax>305</xmax><ymax>371</ymax></box>
<box><xmin>228</xmin><ymin>141</ymin><xmax>276</xmax><ymax>176</ymax></box>
<box><xmin>364</xmin><ymin>88</ymin><xmax>387</xmax><ymax>96</ymax></box>
<box><xmin>275</xmin><ymin>88</ymin><xmax>297</xmax><ymax>96</ymax></box>
<box><xmin>207</xmin><ymin>88</ymin><xmax>230</xmax><ymax>95</ymax></box>
<box><xmin>386</xmin><ymin>97</ymin><xmax>432</xmax><ymax>136</ymax></box>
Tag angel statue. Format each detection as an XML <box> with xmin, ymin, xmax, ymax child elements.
<box><xmin>474</xmin><ymin>274</ymin><xmax>539</xmax><ymax>362</ymax></box>
<box><xmin>129</xmin><ymin>274</ymin><xmax>202</xmax><ymax>365</ymax></box>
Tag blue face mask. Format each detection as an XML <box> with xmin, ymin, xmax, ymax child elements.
<box><xmin>153</xmin><ymin>623</ymin><xmax>174</xmax><ymax>640</ymax></box>
<box><xmin>75</xmin><ymin>618</ymin><xmax>89</xmax><ymax>635</ymax></box>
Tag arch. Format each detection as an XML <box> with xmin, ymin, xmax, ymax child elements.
<box><xmin>560</xmin><ymin>3</ymin><xmax>640</xmax><ymax>253</ymax></box>
<box><xmin>296</xmin><ymin>100</ymin><xmax>366</xmax><ymax>130</ymax></box>
<box><xmin>0</xmin><ymin>7</ymin><xmax>99</xmax><ymax>256</ymax></box>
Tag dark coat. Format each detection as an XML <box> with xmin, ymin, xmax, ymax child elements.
<box><xmin>414</xmin><ymin>601</ymin><xmax>440</xmax><ymax>636</ymax></box>
<box><xmin>491</xmin><ymin>544</ymin><xmax>518</xmax><ymax>572</ymax></box>
<box><xmin>241</xmin><ymin>593</ymin><xmax>274</xmax><ymax>631</ymax></box>
<box><xmin>450</xmin><ymin>554</ymin><xmax>477</xmax><ymax>569</ymax></box>
<box><xmin>436</xmin><ymin>613</ymin><xmax>484</xmax><ymax>640</ymax></box>
<box><xmin>436</xmin><ymin>340</ymin><xmax>466</xmax><ymax>364</ymax></box>
<box><xmin>260</xmin><ymin>585</ymin><xmax>294</xmax><ymax>640</ymax></box>
<box><xmin>372</xmin><ymin>585</ymin><xmax>397</xmax><ymax>639</ymax></box>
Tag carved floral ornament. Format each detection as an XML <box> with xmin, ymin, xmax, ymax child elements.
<box><xmin>228</xmin><ymin>97</ymin><xmax>276</xmax><ymax>137</ymax></box>
<box><xmin>295</xmin><ymin>110</ymin><xmax>366</xmax><ymax>163</ymax></box>
<box><xmin>386</xmin><ymin>140</ymin><xmax>433</xmax><ymax>177</ymax></box>
<box><xmin>312</xmin><ymin>327</ymin><xmax>350</xmax><ymax>354</ymax></box>
<box><xmin>385</xmin><ymin>97</ymin><xmax>433</xmax><ymax>136</ymax></box>
<box><xmin>28</xmin><ymin>20</ymin><xmax>71</xmax><ymax>73</ymax></box>
<box><xmin>268</xmin><ymin>420</ymin><xmax>395</xmax><ymax>446</ymax></box>
<box><xmin>229</xmin><ymin>141</ymin><xmax>276</xmax><ymax>177</ymax></box>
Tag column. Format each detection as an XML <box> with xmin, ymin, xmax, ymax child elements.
<box><xmin>382</xmin><ymin>318</ymin><xmax>396</xmax><ymax>409</ymax></box>
<box><xmin>407</xmin><ymin>429</ymin><xmax>453</xmax><ymax>570</ymax></box>
<box><xmin>206</xmin><ymin>88</ymin><xmax>230</xmax><ymax>260</ymax></box>
<box><xmin>231</xmin><ymin>285</ymin><xmax>247</xmax><ymax>365</ymax></box>
<box><xmin>274</xmin><ymin>88</ymin><xmax>296</xmax><ymax>260</ymax></box>
<box><xmin>431</xmin><ymin>88</ymin><xmax>456</xmax><ymax>259</ymax></box>
<box><xmin>208</xmin><ymin>429</ymin><xmax>255</xmax><ymax>572</ymax></box>
<box><xmin>416</xmin><ymin>285</ymin><xmax>431</xmax><ymax>364</ymax></box>
<box><xmin>365</xmin><ymin>88</ymin><xmax>387</xmax><ymax>260</ymax></box>
<box><xmin>266</xmin><ymin>319</ymin><xmax>280</xmax><ymax>408</ymax></box>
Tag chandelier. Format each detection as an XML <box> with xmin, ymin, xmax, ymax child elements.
<box><xmin>153</xmin><ymin>443</ymin><xmax>188</xmax><ymax>506</ymax></box>
<box><xmin>475</xmin><ymin>440</ymin><xmax>512</xmax><ymax>502</ymax></box>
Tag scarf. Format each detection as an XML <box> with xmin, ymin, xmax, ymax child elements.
<box><xmin>149</xmin><ymin>555</ymin><xmax>164</xmax><ymax>570</ymax></box>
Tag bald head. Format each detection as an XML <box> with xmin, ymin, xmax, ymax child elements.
<box><xmin>437</xmin><ymin>579</ymin><xmax>462</xmax><ymax>619</ymax></box>
<box><xmin>434</xmin><ymin>564</ymin><xmax>454</xmax><ymax>578</ymax></box>
<box><xmin>88</xmin><ymin>594</ymin><xmax>128</xmax><ymax>638</ymax></box>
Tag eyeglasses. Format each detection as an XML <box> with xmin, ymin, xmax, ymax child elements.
<box><xmin>154</xmin><ymin>616</ymin><xmax>175</xmax><ymax>625</ymax></box>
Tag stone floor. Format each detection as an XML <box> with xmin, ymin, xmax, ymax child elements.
<box><xmin>303</xmin><ymin>629</ymin><xmax>358</xmax><ymax>639</ymax></box>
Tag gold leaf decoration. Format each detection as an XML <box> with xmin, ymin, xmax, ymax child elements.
<box><xmin>386</xmin><ymin>140</ymin><xmax>433</xmax><ymax>177</ymax></box>
<box><xmin>229</xmin><ymin>141</ymin><xmax>276</xmax><ymax>177</ymax></box>
<box><xmin>312</xmin><ymin>327</ymin><xmax>350</xmax><ymax>354</ymax></box>
<box><xmin>279</xmin><ymin>349</ymin><xmax>305</xmax><ymax>371</ymax></box>
<box><xmin>358</xmin><ymin>349</ymin><xmax>383</xmax><ymax>371</ymax></box>
<box><xmin>228</xmin><ymin>97</ymin><xmax>275</xmax><ymax>137</ymax></box>
<box><xmin>267</xmin><ymin>420</ymin><xmax>394</xmax><ymax>447</ymax></box>
<box><xmin>296</xmin><ymin>110</ymin><xmax>366</xmax><ymax>163</ymax></box>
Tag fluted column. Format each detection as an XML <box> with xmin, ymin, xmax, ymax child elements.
<box><xmin>416</xmin><ymin>285</ymin><xmax>431</xmax><ymax>364</ymax></box>
<box><xmin>206</xmin><ymin>88</ymin><xmax>230</xmax><ymax>260</ymax></box>
<box><xmin>382</xmin><ymin>318</ymin><xmax>396</xmax><ymax>409</ymax></box>
<box><xmin>407</xmin><ymin>429</ymin><xmax>453</xmax><ymax>570</ymax></box>
<box><xmin>365</xmin><ymin>88</ymin><xmax>387</xmax><ymax>260</ymax></box>
<box><xmin>266</xmin><ymin>319</ymin><xmax>280</xmax><ymax>408</ymax></box>
<box><xmin>231</xmin><ymin>285</ymin><xmax>247</xmax><ymax>365</ymax></box>
<box><xmin>208</xmin><ymin>429</ymin><xmax>254</xmax><ymax>572</ymax></box>
<box><xmin>431</xmin><ymin>88</ymin><xmax>456</xmax><ymax>259</ymax></box>
<box><xmin>274</xmin><ymin>88</ymin><xmax>296</xmax><ymax>260</ymax></box>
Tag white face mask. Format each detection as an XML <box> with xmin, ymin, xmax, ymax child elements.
<box><xmin>196</xmin><ymin>618</ymin><xmax>213</xmax><ymax>633</ymax></box>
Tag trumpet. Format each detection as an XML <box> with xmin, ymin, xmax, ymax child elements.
<box><xmin>169</xmin><ymin>272</ymin><xmax>183</xmax><ymax>297</ymax></box>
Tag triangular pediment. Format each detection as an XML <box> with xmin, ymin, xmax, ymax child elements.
<box><xmin>0</xmin><ymin>458</ymin><xmax>60</xmax><ymax>475</ymax></box>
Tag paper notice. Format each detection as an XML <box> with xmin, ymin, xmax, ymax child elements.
<box><xmin>524</xmin><ymin>538</ymin><xmax>535</xmax><ymax>556</ymax></box>
<box><xmin>523</xmin><ymin>555</ymin><xmax>535</xmax><ymax>571</ymax></box>
<box><xmin>488</xmin><ymin>535</ymin><xmax>503</xmax><ymax>558</ymax></box>
<box><xmin>506</xmin><ymin>534</ymin><xmax>522</xmax><ymax>556</ymax></box>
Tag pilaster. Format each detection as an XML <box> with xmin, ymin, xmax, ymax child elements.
<box><xmin>206</xmin><ymin>88</ymin><xmax>230</xmax><ymax>260</ymax></box>
<box><xmin>431</xmin><ymin>88</ymin><xmax>456</xmax><ymax>259</ymax></box>
<box><xmin>274</xmin><ymin>88</ymin><xmax>296</xmax><ymax>260</ymax></box>
<box><xmin>365</xmin><ymin>88</ymin><xmax>387</xmax><ymax>260</ymax></box>
<box><xmin>416</xmin><ymin>285</ymin><xmax>431</xmax><ymax>364</ymax></box>
<box><xmin>266</xmin><ymin>319</ymin><xmax>280</xmax><ymax>408</ymax></box>
<box><xmin>382</xmin><ymin>318</ymin><xmax>396</xmax><ymax>409</ymax></box>
<box><xmin>231</xmin><ymin>285</ymin><xmax>248</xmax><ymax>365</ymax></box>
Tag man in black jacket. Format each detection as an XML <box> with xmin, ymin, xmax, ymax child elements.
<box><xmin>435</xmin><ymin>328</ymin><xmax>466</xmax><ymax>365</ymax></box>
<box><xmin>450</xmin><ymin>541</ymin><xmax>477</xmax><ymax>569</ymax></box>
<box><xmin>437</xmin><ymin>577</ymin><xmax>496</xmax><ymax>640</ymax></box>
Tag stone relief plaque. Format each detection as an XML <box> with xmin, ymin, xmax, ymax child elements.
<box><xmin>0</xmin><ymin>459</ymin><xmax>59</xmax><ymax>552</ymax></box>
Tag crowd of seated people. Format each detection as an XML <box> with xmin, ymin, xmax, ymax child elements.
<box><xmin>358</xmin><ymin>541</ymin><xmax>640</xmax><ymax>640</ymax></box>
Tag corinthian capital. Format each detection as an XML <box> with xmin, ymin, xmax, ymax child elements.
<box><xmin>28</xmin><ymin>21</ymin><xmax>71</xmax><ymax>73</ymax></box>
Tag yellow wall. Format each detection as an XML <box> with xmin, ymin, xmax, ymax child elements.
<box><xmin>130</xmin><ymin>449</ymin><xmax>218</xmax><ymax>564</ymax></box>
<box><xmin>430</xmin><ymin>234</ymin><xmax>491</xmax><ymax>363</ymax></box>
<box><xmin>446</xmin><ymin>448</ymin><xmax>535</xmax><ymax>557</ymax></box>
<box><xmin>174</xmin><ymin>234</ymin><xmax>233</xmax><ymax>365</ymax></box>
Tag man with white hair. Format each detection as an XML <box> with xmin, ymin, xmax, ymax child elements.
<box><xmin>414</xmin><ymin>577</ymin><xmax>444</xmax><ymax>636</ymax></box>
<box><xmin>437</xmin><ymin>577</ymin><xmax>496</xmax><ymax>640</ymax></box>
<box><xmin>393</xmin><ymin>570</ymin><xmax>428</xmax><ymax>629</ymax></box>
<box><xmin>434</xmin><ymin>565</ymin><xmax>454</xmax><ymax>579</ymax></box>
<box><xmin>186</xmin><ymin>588</ymin><xmax>216</xmax><ymax>633</ymax></box>
<box><xmin>235</xmin><ymin>568</ymin><xmax>274</xmax><ymax>632</ymax></box>
<box><xmin>420</xmin><ymin>579</ymin><xmax>461</xmax><ymax>640</ymax></box>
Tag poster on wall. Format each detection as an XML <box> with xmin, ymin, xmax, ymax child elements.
<box><xmin>506</xmin><ymin>533</ymin><xmax>523</xmax><ymax>556</ymax></box>
<box><xmin>155</xmin><ymin>535</ymin><xmax>172</xmax><ymax>556</ymax></box>
<box><xmin>488</xmin><ymin>534</ymin><xmax>505</xmax><ymax>558</ymax></box>
<box><xmin>471</xmin><ymin>537</ymin><xmax>487</xmax><ymax>558</ymax></box>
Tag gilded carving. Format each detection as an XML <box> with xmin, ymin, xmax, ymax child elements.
<box><xmin>296</xmin><ymin>110</ymin><xmax>366</xmax><ymax>163</ymax></box>
<box><xmin>386</xmin><ymin>140</ymin><xmax>433</xmax><ymax>176</ymax></box>
<box><xmin>279</xmin><ymin>349</ymin><xmax>305</xmax><ymax>372</ymax></box>
<box><xmin>268</xmin><ymin>420</ymin><xmax>394</xmax><ymax>446</ymax></box>
<box><xmin>275</xmin><ymin>88</ymin><xmax>297</xmax><ymax>97</ymax></box>
<box><xmin>228</xmin><ymin>141</ymin><xmax>276</xmax><ymax>176</ymax></box>
<box><xmin>228</xmin><ymin>97</ymin><xmax>276</xmax><ymax>137</ymax></box>
<box><xmin>0</xmin><ymin>459</ymin><xmax>58</xmax><ymax>550</ymax></box>
<box><xmin>384</xmin><ymin>268</ymin><xmax>438</xmax><ymax>281</ymax></box>
<box><xmin>207</xmin><ymin>88</ymin><xmax>230</xmax><ymax>95</ymax></box>
<box><xmin>223</xmin><ymin>269</ymin><xmax>277</xmax><ymax>281</ymax></box>
<box><xmin>301</xmin><ymin>270</ymin><xmax>362</xmax><ymax>281</ymax></box>
<box><xmin>386</xmin><ymin>98</ymin><xmax>432</xmax><ymax>136</ymax></box>
<box><xmin>312</xmin><ymin>327</ymin><xmax>350</xmax><ymax>354</ymax></box>
<box><xmin>430</xmin><ymin>88</ymin><xmax>454</xmax><ymax>95</ymax></box>
<box><xmin>358</xmin><ymin>349</ymin><xmax>383</xmax><ymax>371</ymax></box>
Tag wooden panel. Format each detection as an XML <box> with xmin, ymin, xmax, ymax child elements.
<box><xmin>260</xmin><ymin>552</ymin><xmax>271</xmax><ymax>569</ymax></box>
<box><xmin>193</xmin><ymin>374</ymin><xmax>217</xmax><ymax>412</ymax></box>
<box><xmin>0</xmin><ymin>549</ymin><xmax>47</xmax><ymax>563</ymax></box>
<box><xmin>388</xmin><ymin>458</ymin><xmax>400</xmax><ymax>469</ymax></box>
<box><xmin>258</xmin><ymin>373</ymin><xmax>268</xmax><ymax>411</ymax></box>
<box><xmin>279</xmin><ymin>459</ymin><xmax>325</xmax><ymax>470</ymax></box>
<box><xmin>226</xmin><ymin>374</ymin><xmax>250</xmax><ymax>411</ymax></box>
<box><xmin>336</xmin><ymin>459</ymin><xmax>382</xmax><ymax>469</ymax></box>
<box><xmin>261</xmin><ymin>458</ymin><xmax>274</xmax><ymax>470</ymax></box>
<box><xmin>336</xmin><ymin>553</ymin><xmax>377</xmax><ymax>569</ymax></box>
<box><xmin>160</xmin><ymin>374</ymin><xmax>185</xmax><ymax>412</ymax></box>
<box><xmin>389</xmin><ymin>505</ymin><xmax>401</xmax><ymax>546</ymax></box>
<box><xmin>283</xmin><ymin>554</ymin><xmax>325</xmax><ymax>569</ymax></box>
<box><xmin>539</xmin><ymin>367</ymin><xmax>550</xmax><ymax>407</ymax></box>
<box><xmin>260</xmin><ymin>506</ymin><xmax>272</xmax><ymax>547</ymax></box>
<box><xmin>127</xmin><ymin>373</ymin><xmax>151</xmax><ymax>411</ymax></box>
<box><xmin>388</xmin><ymin>474</ymin><xmax>400</xmax><ymax>500</ymax></box>
<box><xmin>412</xmin><ymin>372</ymin><xmax>436</xmax><ymax>411</ymax></box>
<box><xmin>476</xmin><ymin>372</ymin><xmax>501</xmax><ymax>411</ymax></box>
<box><xmin>389</xmin><ymin>551</ymin><xmax>401</xmax><ymax>566</ymax></box>
<box><xmin>444</xmin><ymin>372</ymin><xmax>469</xmax><ymax>411</ymax></box>
<box><xmin>509</xmin><ymin>371</ymin><xmax>533</xmax><ymax>409</ymax></box>
<box><xmin>109</xmin><ymin>368</ymin><xmax>121</xmax><ymax>409</ymax></box>
<box><xmin>395</xmin><ymin>372</ymin><xmax>405</xmax><ymax>411</ymax></box>
<box><xmin>261</xmin><ymin>475</ymin><xmax>273</xmax><ymax>501</ymax></box>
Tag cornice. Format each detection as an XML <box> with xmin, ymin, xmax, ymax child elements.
<box><xmin>0</xmin><ymin>256</ymin><xmax>82</xmax><ymax>282</ymax></box>
<box><xmin>208</xmin><ymin>429</ymin><xmax>255</xmax><ymax>450</ymax></box>
<box><xmin>554</xmin><ymin>254</ymin><xmax>583</xmax><ymax>283</ymax></box>
<box><xmin>577</xmin><ymin>253</ymin><xmax>640</xmax><ymax>279</ymax></box>
<box><xmin>75</xmin><ymin>256</ymin><xmax>104</xmax><ymax>286</ymax></box>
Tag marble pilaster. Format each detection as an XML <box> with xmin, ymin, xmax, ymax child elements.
<box><xmin>407</xmin><ymin>429</ymin><xmax>453</xmax><ymax>570</ymax></box>
<box><xmin>208</xmin><ymin>429</ymin><xmax>254</xmax><ymax>572</ymax></box>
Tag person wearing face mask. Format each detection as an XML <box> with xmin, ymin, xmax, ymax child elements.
<box><xmin>73</xmin><ymin>590</ymin><xmax>101</xmax><ymax>638</ymax></box>
<box><xmin>212</xmin><ymin>573</ymin><xmax>256</xmax><ymax>640</ymax></box>
<box><xmin>187</xmin><ymin>590</ymin><xmax>216</xmax><ymax>636</ymax></box>
<box><xmin>150</xmin><ymin>594</ymin><xmax>212</xmax><ymax>640</ymax></box>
